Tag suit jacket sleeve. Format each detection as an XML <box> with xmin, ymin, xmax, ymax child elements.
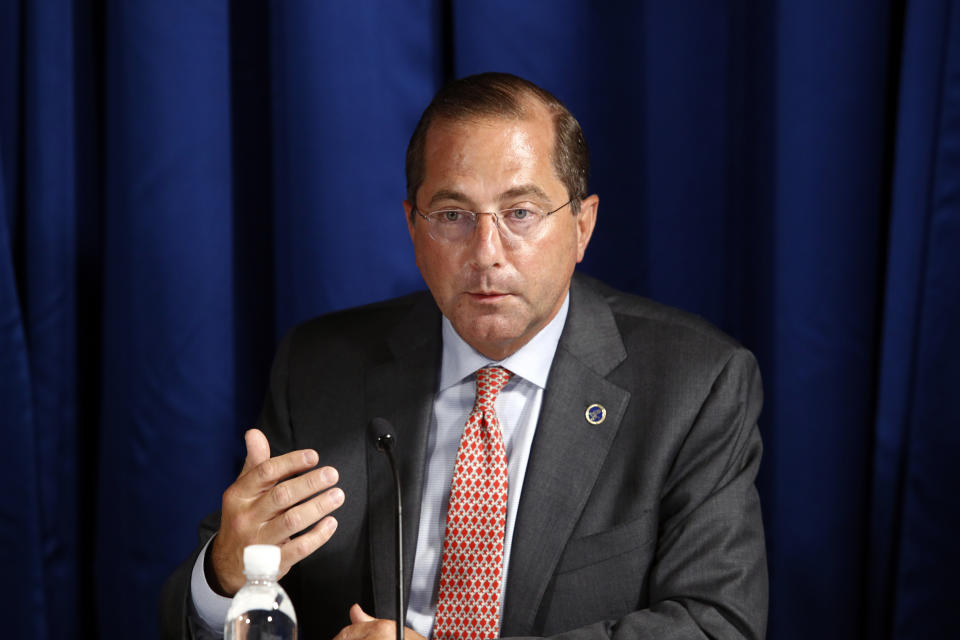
<box><xmin>506</xmin><ymin>348</ymin><xmax>767</xmax><ymax>640</ymax></box>
<box><xmin>621</xmin><ymin>349</ymin><xmax>766</xmax><ymax>639</ymax></box>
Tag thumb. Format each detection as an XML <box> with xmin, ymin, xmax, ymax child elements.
<box><xmin>349</xmin><ymin>603</ymin><xmax>376</xmax><ymax>623</ymax></box>
<box><xmin>240</xmin><ymin>428</ymin><xmax>271</xmax><ymax>475</ymax></box>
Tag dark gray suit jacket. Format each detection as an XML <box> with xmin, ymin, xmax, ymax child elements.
<box><xmin>161</xmin><ymin>273</ymin><xmax>767</xmax><ymax>639</ymax></box>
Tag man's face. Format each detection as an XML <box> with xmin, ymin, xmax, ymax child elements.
<box><xmin>404</xmin><ymin>104</ymin><xmax>598</xmax><ymax>360</ymax></box>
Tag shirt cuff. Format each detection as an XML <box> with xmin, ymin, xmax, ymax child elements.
<box><xmin>190</xmin><ymin>535</ymin><xmax>233</xmax><ymax>633</ymax></box>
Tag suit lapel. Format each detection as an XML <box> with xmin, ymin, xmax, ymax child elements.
<box><xmin>365</xmin><ymin>294</ymin><xmax>442</xmax><ymax>619</ymax></box>
<box><xmin>501</xmin><ymin>275</ymin><xmax>631</xmax><ymax>635</ymax></box>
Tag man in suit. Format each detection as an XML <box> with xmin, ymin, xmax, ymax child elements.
<box><xmin>161</xmin><ymin>72</ymin><xmax>767</xmax><ymax>639</ymax></box>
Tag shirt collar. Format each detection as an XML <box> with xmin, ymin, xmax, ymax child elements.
<box><xmin>439</xmin><ymin>292</ymin><xmax>570</xmax><ymax>391</ymax></box>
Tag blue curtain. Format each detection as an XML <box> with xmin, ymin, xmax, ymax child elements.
<box><xmin>1</xmin><ymin>1</ymin><xmax>957</xmax><ymax>638</ymax></box>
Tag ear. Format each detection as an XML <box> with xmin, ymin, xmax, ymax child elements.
<box><xmin>403</xmin><ymin>200</ymin><xmax>416</xmax><ymax>242</ymax></box>
<box><xmin>574</xmin><ymin>194</ymin><xmax>598</xmax><ymax>263</ymax></box>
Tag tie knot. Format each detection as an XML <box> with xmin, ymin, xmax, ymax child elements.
<box><xmin>474</xmin><ymin>366</ymin><xmax>512</xmax><ymax>409</ymax></box>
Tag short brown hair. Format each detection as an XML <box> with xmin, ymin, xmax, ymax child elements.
<box><xmin>405</xmin><ymin>72</ymin><xmax>589</xmax><ymax>214</ymax></box>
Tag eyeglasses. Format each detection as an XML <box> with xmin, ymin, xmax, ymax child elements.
<box><xmin>413</xmin><ymin>198</ymin><xmax>576</xmax><ymax>246</ymax></box>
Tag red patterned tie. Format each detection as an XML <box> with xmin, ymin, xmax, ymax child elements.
<box><xmin>433</xmin><ymin>366</ymin><xmax>512</xmax><ymax>640</ymax></box>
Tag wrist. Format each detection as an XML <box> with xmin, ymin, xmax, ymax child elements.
<box><xmin>205</xmin><ymin>534</ymin><xmax>237</xmax><ymax>597</ymax></box>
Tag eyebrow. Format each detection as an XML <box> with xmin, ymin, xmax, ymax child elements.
<box><xmin>500</xmin><ymin>184</ymin><xmax>551</xmax><ymax>203</ymax></box>
<box><xmin>427</xmin><ymin>184</ymin><xmax>553</xmax><ymax>209</ymax></box>
<box><xmin>428</xmin><ymin>188</ymin><xmax>473</xmax><ymax>208</ymax></box>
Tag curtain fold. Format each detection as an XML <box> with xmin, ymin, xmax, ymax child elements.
<box><xmin>0</xmin><ymin>170</ymin><xmax>47</xmax><ymax>639</ymax></box>
<box><xmin>871</xmin><ymin>2</ymin><xmax>960</xmax><ymax>637</ymax></box>
<box><xmin>0</xmin><ymin>2</ymin><xmax>78</xmax><ymax>638</ymax></box>
<box><xmin>1</xmin><ymin>1</ymin><xmax>957</xmax><ymax>638</ymax></box>
<box><xmin>24</xmin><ymin>4</ymin><xmax>79</xmax><ymax>636</ymax></box>
<box><xmin>96</xmin><ymin>2</ymin><xmax>237</xmax><ymax>628</ymax></box>
<box><xmin>268</xmin><ymin>2</ymin><xmax>438</xmax><ymax>333</ymax></box>
<box><xmin>766</xmin><ymin>3</ymin><xmax>895</xmax><ymax>638</ymax></box>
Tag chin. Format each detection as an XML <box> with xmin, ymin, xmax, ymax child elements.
<box><xmin>462</xmin><ymin>322</ymin><xmax>526</xmax><ymax>358</ymax></box>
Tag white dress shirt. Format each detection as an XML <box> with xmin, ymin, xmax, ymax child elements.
<box><xmin>191</xmin><ymin>294</ymin><xmax>569</xmax><ymax>635</ymax></box>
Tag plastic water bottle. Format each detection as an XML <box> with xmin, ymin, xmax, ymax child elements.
<box><xmin>224</xmin><ymin>544</ymin><xmax>298</xmax><ymax>640</ymax></box>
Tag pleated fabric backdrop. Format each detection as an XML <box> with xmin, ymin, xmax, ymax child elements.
<box><xmin>1</xmin><ymin>2</ymin><xmax>957</xmax><ymax>638</ymax></box>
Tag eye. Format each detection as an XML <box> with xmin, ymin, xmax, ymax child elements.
<box><xmin>503</xmin><ymin>208</ymin><xmax>539</xmax><ymax>225</ymax></box>
<box><xmin>434</xmin><ymin>210</ymin><xmax>467</xmax><ymax>223</ymax></box>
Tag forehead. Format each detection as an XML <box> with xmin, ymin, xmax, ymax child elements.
<box><xmin>420</xmin><ymin>108</ymin><xmax>559</xmax><ymax>201</ymax></box>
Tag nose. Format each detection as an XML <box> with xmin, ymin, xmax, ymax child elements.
<box><xmin>467</xmin><ymin>212</ymin><xmax>506</xmax><ymax>268</ymax></box>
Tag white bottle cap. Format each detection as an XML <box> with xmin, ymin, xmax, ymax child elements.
<box><xmin>243</xmin><ymin>544</ymin><xmax>281</xmax><ymax>578</ymax></box>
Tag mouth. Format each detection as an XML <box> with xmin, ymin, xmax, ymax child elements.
<box><xmin>466</xmin><ymin>290</ymin><xmax>510</xmax><ymax>302</ymax></box>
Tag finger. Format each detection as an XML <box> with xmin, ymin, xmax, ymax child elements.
<box><xmin>278</xmin><ymin>514</ymin><xmax>339</xmax><ymax>572</ymax></box>
<box><xmin>251</xmin><ymin>465</ymin><xmax>340</xmax><ymax>521</ymax></box>
<box><xmin>239</xmin><ymin>429</ymin><xmax>271</xmax><ymax>475</ymax></box>
<box><xmin>262</xmin><ymin>483</ymin><xmax>345</xmax><ymax>541</ymax></box>
<box><xmin>234</xmin><ymin>447</ymin><xmax>320</xmax><ymax>495</ymax></box>
<box><xmin>350</xmin><ymin>603</ymin><xmax>375</xmax><ymax>623</ymax></box>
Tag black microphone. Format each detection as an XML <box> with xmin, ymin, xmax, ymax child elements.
<box><xmin>370</xmin><ymin>417</ymin><xmax>404</xmax><ymax>640</ymax></box>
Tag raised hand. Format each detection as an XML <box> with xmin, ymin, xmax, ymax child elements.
<box><xmin>208</xmin><ymin>428</ymin><xmax>344</xmax><ymax>595</ymax></box>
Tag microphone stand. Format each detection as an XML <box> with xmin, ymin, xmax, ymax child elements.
<box><xmin>374</xmin><ymin>424</ymin><xmax>404</xmax><ymax>640</ymax></box>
